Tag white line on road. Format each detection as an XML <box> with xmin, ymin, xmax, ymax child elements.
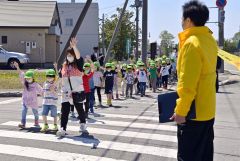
<box><xmin>26</xmin><ymin>115</ymin><xmax>177</xmax><ymax>132</ymax></box>
<box><xmin>0</xmin><ymin>143</ymin><xmax>127</xmax><ymax>161</ymax></box>
<box><xmin>0</xmin><ymin>98</ymin><xmax>21</xmax><ymax>105</ymax></box>
<box><xmin>1</xmin><ymin>121</ymin><xmax>177</xmax><ymax>143</ymax></box>
<box><xmin>0</xmin><ymin>129</ymin><xmax>177</xmax><ymax>158</ymax></box>
<box><xmin>28</xmin><ymin>112</ymin><xmax>159</xmax><ymax>122</ymax></box>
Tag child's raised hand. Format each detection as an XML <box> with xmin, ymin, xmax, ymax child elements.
<box><xmin>53</xmin><ymin>62</ymin><xmax>58</xmax><ymax>69</ymax></box>
<box><xmin>13</xmin><ymin>62</ymin><xmax>19</xmax><ymax>69</ymax></box>
<box><xmin>70</xmin><ymin>37</ymin><xmax>78</xmax><ymax>48</ymax></box>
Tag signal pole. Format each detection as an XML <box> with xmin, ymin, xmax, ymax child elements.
<box><xmin>218</xmin><ymin>8</ymin><xmax>225</xmax><ymax>73</ymax></box>
<box><xmin>131</xmin><ymin>0</ymin><xmax>142</xmax><ymax>61</ymax></box>
<box><xmin>142</xmin><ymin>0</ymin><xmax>148</xmax><ymax>64</ymax></box>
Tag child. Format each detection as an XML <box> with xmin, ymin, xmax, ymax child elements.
<box><xmin>103</xmin><ymin>63</ymin><xmax>116</xmax><ymax>107</ymax></box>
<box><xmin>120</xmin><ymin>64</ymin><xmax>127</xmax><ymax>96</ymax></box>
<box><xmin>137</xmin><ymin>62</ymin><xmax>148</xmax><ymax>97</ymax></box>
<box><xmin>125</xmin><ymin>65</ymin><xmax>135</xmax><ymax>98</ymax></box>
<box><xmin>82</xmin><ymin>63</ymin><xmax>94</xmax><ymax>118</ymax></box>
<box><xmin>41</xmin><ymin>69</ymin><xmax>58</xmax><ymax>132</ymax></box>
<box><xmin>148</xmin><ymin>63</ymin><xmax>158</xmax><ymax>92</ymax></box>
<box><xmin>112</xmin><ymin>62</ymin><xmax>119</xmax><ymax>99</ymax></box>
<box><xmin>14</xmin><ymin>62</ymin><xmax>43</xmax><ymax>129</ymax></box>
<box><xmin>93</xmin><ymin>62</ymin><xmax>103</xmax><ymax>107</ymax></box>
<box><xmin>160</xmin><ymin>61</ymin><xmax>170</xmax><ymax>89</ymax></box>
<box><xmin>156</xmin><ymin>60</ymin><xmax>162</xmax><ymax>88</ymax></box>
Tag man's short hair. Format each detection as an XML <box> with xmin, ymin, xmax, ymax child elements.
<box><xmin>183</xmin><ymin>0</ymin><xmax>209</xmax><ymax>26</ymax></box>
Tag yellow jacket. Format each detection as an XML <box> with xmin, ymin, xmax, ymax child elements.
<box><xmin>175</xmin><ymin>26</ymin><xmax>218</xmax><ymax>121</ymax></box>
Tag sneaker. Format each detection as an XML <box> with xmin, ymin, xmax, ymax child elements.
<box><xmin>109</xmin><ymin>104</ymin><xmax>113</xmax><ymax>107</ymax></box>
<box><xmin>57</xmin><ymin>113</ymin><xmax>61</xmax><ymax>121</ymax></box>
<box><xmin>70</xmin><ymin>111</ymin><xmax>76</xmax><ymax>118</ymax></box>
<box><xmin>79</xmin><ymin>123</ymin><xmax>87</xmax><ymax>132</ymax></box>
<box><xmin>40</xmin><ymin>124</ymin><xmax>49</xmax><ymax>132</ymax></box>
<box><xmin>56</xmin><ymin>128</ymin><xmax>66</xmax><ymax>137</ymax></box>
<box><xmin>18</xmin><ymin>123</ymin><xmax>25</xmax><ymax>129</ymax></box>
<box><xmin>34</xmin><ymin>120</ymin><xmax>39</xmax><ymax>127</ymax></box>
<box><xmin>52</xmin><ymin>124</ymin><xmax>58</xmax><ymax>131</ymax></box>
<box><xmin>98</xmin><ymin>102</ymin><xmax>102</xmax><ymax>107</ymax></box>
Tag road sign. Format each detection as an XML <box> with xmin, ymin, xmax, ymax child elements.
<box><xmin>216</xmin><ymin>0</ymin><xmax>227</xmax><ymax>9</ymax></box>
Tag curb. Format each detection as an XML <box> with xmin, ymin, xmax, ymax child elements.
<box><xmin>0</xmin><ymin>92</ymin><xmax>22</xmax><ymax>97</ymax></box>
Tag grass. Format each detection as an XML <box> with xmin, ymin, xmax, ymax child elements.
<box><xmin>0</xmin><ymin>70</ymin><xmax>46</xmax><ymax>90</ymax></box>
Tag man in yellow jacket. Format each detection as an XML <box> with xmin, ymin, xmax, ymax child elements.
<box><xmin>170</xmin><ymin>1</ymin><xmax>218</xmax><ymax>161</ymax></box>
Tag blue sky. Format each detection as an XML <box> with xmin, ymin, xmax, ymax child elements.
<box><xmin>58</xmin><ymin>0</ymin><xmax>240</xmax><ymax>43</ymax></box>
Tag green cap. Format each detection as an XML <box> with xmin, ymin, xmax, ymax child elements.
<box><xmin>127</xmin><ymin>65</ymin><xmax>132</xmax><ymax>69</ymax></box>
<box><xmin>46</xmin><ymin>69</ymin><xmax>56</xmax><ymax>76</ymax></box>
<box><xmin>94</xmin><ymin>62</ymin><xmax>100</xmax><ymax>67</ymax></box>
<box><xmin>24</xmin><ymin>70</ymin><xmax>34</xmax><ymax>79</ymax></box>
<box><xmin>162</xmin><ymin>61</ymin><xmax>167</xmax><ymax>64</ymax></box>
<box><xmin>105</xmin><ymin>63</ymin><xmax>112</xmax><ymax>68</ymax></box>
<box><xmin>122</xmin><ymin>64</ymin><xmax>127</xmax><ymax>68</ymax></box>
<box><xmin>84</xmin><ymin>63</ymin><xmax>91</xmax><ymax>68</ymax></box>
<box><xmin>150</xmin><ymin>63</ymin><xmax>155</xmax><ymax>67</ymax></box>
<box><xmin>139</xmin><ymin>62</ymin><xmax>145</xmax><ymax>66</ymax></box>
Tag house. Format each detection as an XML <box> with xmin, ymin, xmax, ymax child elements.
<box><xmin>0</xmin><ymin>0</ymin><xmax>62</xmax><ymax>66</ymax></box>
<box><xmin>58</xmin><ymin>1</ymin><xmax>99</xmax><ymax>57</ymax></box>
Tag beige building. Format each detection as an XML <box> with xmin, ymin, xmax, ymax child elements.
<box><xmin>0</xmin><ymin>1</ymin><xmax>62</xmax><ymax>65</ymax></box>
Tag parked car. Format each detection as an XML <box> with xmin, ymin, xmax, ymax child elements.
<box><xmin>0</xmin><ymin>46</ymin><xmax>30</xmax><ymax>69</ymax></box>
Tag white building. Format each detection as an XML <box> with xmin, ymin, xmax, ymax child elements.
<box><xmin>58</xmin><ymin>1</ymin><xmax>99</xmax><ymax>57</ymax></box>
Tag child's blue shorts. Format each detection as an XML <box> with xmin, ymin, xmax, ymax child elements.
<box><xmin>42</xmin><ymin>105</ymin><xmax>57</xmax><ymax>117</ymax></box>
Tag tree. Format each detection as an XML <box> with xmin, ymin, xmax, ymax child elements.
<box><xmin>232</xmin><ymin>32</ymin><xmax>240</xmax><ymax>43</ymax></box>
<box><xmin>223</xmin><ymin>39</ymin><xmax>238</xmax><ymax>53</ymax></box>
<box><xmin>103</xmin><ymin>8</ymin><xmax>136</xmax><ymax>61</ymax></box>
<box><xmin>159</xmin><ymin>30</ymin><xmax>175</xmax><ymax>56</ymax></box>
<box><xmin>223</xmin><ymin>31</ymin><xmax>240</xmax><ymax>53</ymax></box>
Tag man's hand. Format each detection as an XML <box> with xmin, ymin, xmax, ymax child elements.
<box><xmin>170</xmin><ymin>113</ymin><xmax>186</xmax><ymax>124</ymax></box>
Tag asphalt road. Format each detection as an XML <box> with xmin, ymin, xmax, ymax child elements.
<box><xmin>0</xmin><ymin>83</ymin><xmax>239</xmax><ymax>161</ymax></box>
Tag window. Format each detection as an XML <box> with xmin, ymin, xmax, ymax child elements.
<box><xmin>2</xmin><ymin>36</ymin><xmax>7</xmax><ymax>44</ymax></box>
<box><xmin>66</xmin><ymin>18</ymin><xmax>73</xmax><ymax>27</ymax></box>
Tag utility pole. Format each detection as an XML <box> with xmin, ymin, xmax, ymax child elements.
<box><xmin>142</xmin><ymin>0</ymin><xmax>148</xmax><ymax>64</ymax></box>
<box><xmin>218</xmin><ymin>8</ymin><xmax>225</xmax><ymax>73</ymax></box>
<box><xmin>57</xmin><ymin>0</ymin><xmax>92</xmax><ymax>66</ymax></box>
<box><xmin>131</xmin><ymin>0</ymin><xmax>142</xmax><ymax>62</ymax></box>
<box><xmin>104</xmin><ymin>0</ymin><xmax>129</xmax><ymax>63</ymax></box>
<box><xmin>101</xmin><ymin>14</ymin><xmax>106</xmax><ymax>56</ymax></box>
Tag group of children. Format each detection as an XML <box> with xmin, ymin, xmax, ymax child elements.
<box><xmin>13</xmin><ymin>52</ymin><xmax>176</xmax><ymax>134</ymax></box>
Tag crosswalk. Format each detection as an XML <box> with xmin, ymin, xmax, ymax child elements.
<box><xmin>0</xmin><ymin>96</ymin><xmax>178</xmax><ymax>161</ymax></box>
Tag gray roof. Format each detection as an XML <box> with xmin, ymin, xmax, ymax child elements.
<box><xmin>0</xmin><ymin>1</ymin><xmax>58</xmax><ymax>28</ymax></box>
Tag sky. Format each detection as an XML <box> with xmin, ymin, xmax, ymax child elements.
<box><xmin>57</xmin><ymin>0</ymin><xmax>240</xmax><ymax>43</ymax></box>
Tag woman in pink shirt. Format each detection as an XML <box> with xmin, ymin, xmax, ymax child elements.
<box><xmin>14</xmin><ymin>62</ymin><xmax>43</xmax><ymax>129</ymax></box>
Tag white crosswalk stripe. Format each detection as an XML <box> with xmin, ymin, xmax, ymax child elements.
<box><xmin>2</xmin><ymin>121</ymin><xmax>177</xmax><ymax>143</ymax></box>
<box><xmin>0</xmin><ymin>98</ymin><xmax>178</xmax><ymax>160</ymax></box>
<box><xmin>26</xmin><ymin>115</ymin><xmax>177</xmax><ymax>132</ymax></box>
<box><xmin>0</xmin><ymin>144</ymin><xmax>127</xmax><ymax>161</ymax></box>
<box><xmin>0</xmin><ymin>129</ymin><xmax>177</xmax><ymax>158</ymax></box>
<box><xmin>28</xmin><ymin>112</ymin><xmax>159</xmax><ymax>121</ymax></box>
<box><xmin>0</xmin><ymin>98</ymin><xmax>21</xmax><ymax>105</ymax></box>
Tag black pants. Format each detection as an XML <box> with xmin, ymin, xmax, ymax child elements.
<box><xmin>70</xmin><ymin>105</ymin><xmax>74</xmax><ymax>112</ymax></box>
<box><xmin>85</xmin><ymin>92</ymin><xmax>91</xmax><ymax>113</ymax></box>
<box><xmin>61</xmin><ymin>102</ymin><xmax>86</xmax><ymax>130</ymax></box>
<box><xmin>94</xmin><ymin>86</ymin><xmax>102</xmax><ymax>103</ymax></box>
<box><xmin>126</xmin><ymin>84</ymin><xmax>133</xmax><ymax>97</ymax></box>
<box><xmin>216</xmin><ymin>71</ymin><xmax>219</xmax><ymax>93</ymax></box>
<box><xmin>177</xmin><ymin>119</ymin><xmax>214</xmax><ymax>161</ymax></box>
<box><xmin>162</xmin><ymin>75</ymin><xmax>168</xmax><ymax>88</ymax></box>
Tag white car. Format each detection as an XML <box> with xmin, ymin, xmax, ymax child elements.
<box><xmin>0</xmin><ymin>46</ymin><xmax>30</xmax><ymax>69</ymax></box>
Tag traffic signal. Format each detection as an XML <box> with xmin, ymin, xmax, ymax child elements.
<box><xmin>219</xmin><ymin>9</ymin><xmax>225</xmax><ymax>23</ymax></box>
<box><xmin>150</xmin><ymin>42</ymin><xmax>157</xmax><ymax>60</ymax></box>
